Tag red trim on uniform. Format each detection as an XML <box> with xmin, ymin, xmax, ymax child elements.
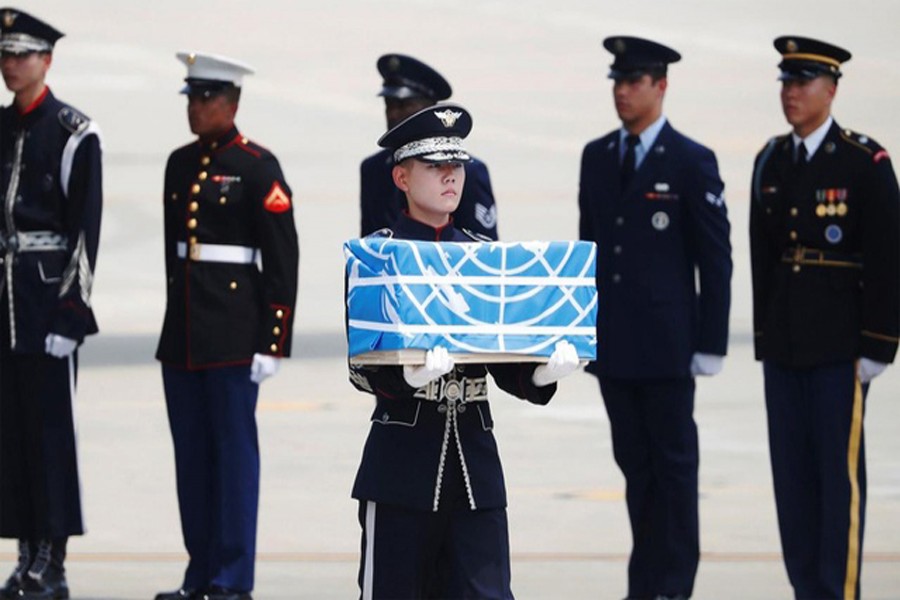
<box><xmin>236</xmin><ymin>136</ymin><xmax>262</xmax><ymax>158</ymax></box>
<box><xmin>270</xmin><ymin>304</ymin><xmax>292</xmax><ymax>354</ymax></box>
<box><xmin>433</xmin><ymin>221</ymin><xmax>453</xmax><ymax>241</ymax></box>
<box><xmin>161</xmin><ymin>357</ymin><xmax>254</xmax><ymax>371</ymax></box>
<box><xmin>215</xmin><ymin>133</ymin><xmax>241</xmax><ymax>153</ymax></box>
<box><xmin>874</xmin><ymin>149</ymin><xmax>890</xmax><ymax>163</ymax></box>
<box><xmin>19</xmin><ymin>86</ymin><xmax>49</xmax><ymax>116</ymax></box>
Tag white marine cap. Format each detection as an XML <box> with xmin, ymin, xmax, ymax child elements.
<box><xmin>175</xmin><ymin>51</ymin><xmax>255</xmax><ymax>94</ymax></box>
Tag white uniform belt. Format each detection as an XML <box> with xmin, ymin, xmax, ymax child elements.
<box><xmin>176</xmin><ymin>241</ymin><xmax>259</xmax><ymax>264</ymax></box>
<box><xmin>0</xmin><ymin>230</ymin><xmax>68</xmax><ymax>252</ymax></box>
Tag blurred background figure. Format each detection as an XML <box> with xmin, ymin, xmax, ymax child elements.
<box><xmin>154</xmin><ymin>51</ymin><xmax>299</xmax><ymax>600</ymax></box>
<box><xmin>0</xmin><ymin>7</ymin><xmax>103</xmax><ymax>600</ymax></box>
<box><xmin>578</xmin><ymin>35</ymin><xmax>732</xmax><ymax>600</ymax></box>
<box><xmin>359</xmin><ymin>53</ymin><xmax>499</xmax><ymax>239</ymax></box>
<box><xmin>750</xmin><ymin>36</ymin><xmax>900</xmax><ymax>600</ymax></box>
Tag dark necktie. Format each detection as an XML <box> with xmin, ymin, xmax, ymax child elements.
<box><xmin>795</xmin><ymin>141</ymin><xmax>808</xmax><ymax>169</ymax></box>
<box><xmin>621</xmin><ymin>134</ymin><xmax>640</xmax><ymax>187</ymax></box>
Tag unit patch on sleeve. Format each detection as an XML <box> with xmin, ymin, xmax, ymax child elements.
<box><xmin>263</xmin><ymin>181</ymin><xmax>291</xmax><ymax>213</ymax></box>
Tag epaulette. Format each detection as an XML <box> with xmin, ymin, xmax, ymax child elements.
<box><xmin>58</xmin><ymin>106</ymin><xmax>90</xmax><ymax>134</ymax></box>
<box><xmin>461</xmin><ymin>228</ymin><xmax>492</xmax><ymax>242</ymax></box>
<box><xmin>235</xmin><ymin>135</ymin><xmax>263</xmax><ymax>158</ymax></box>
<box><xmin>366</xmin><ymin>228</ymin><xmax>394</xmax><ymax>239</ymax></box>
<box><xmin>839</xmin><ymin>128</ymin><xmax>877</xmax><ymax>155</ymax></box>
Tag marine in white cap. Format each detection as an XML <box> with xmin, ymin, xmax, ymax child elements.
<box><xmin>154</xmin><ymin>51</ymin><xmax>299</xmax><ymax>600</ymax></box>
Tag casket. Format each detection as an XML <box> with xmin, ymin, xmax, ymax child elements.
<box><xmin>344</xmin><ymin>238</ymin><xmax>598</xmax><ymax>365</ymax></box>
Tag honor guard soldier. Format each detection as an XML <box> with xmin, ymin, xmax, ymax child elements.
<box><xmin>360</xmin><ymin>53</ymin><xmax>499</xmax><ymax>239</ymax></box>
<box><xmin>349</xmin><ymin>104</ymin><xmax>580</xmax><ymax>599</ymax></box>
<box><xmin>750</xmin><ymin>37</ymin><xmax>900</xmax><ymax>600</ymax></box>
<box><xmin>577</xmin><ymin>37</ymin><xmax>732</xmax><ymax>600</ymax></box>
<box><xmin>0</xmin><ymin>8</ymin><xmax>102</xmax><ymax>600</ymax></box>
<box><xmin>154</xmin><ymin>52</ymin><xmax>299</xmax><ymax>600</ymax></box>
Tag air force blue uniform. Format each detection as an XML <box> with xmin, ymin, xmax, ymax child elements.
<box><xmin>579</xmin><ymin>119</ymin><xmax>731</xmax><ymax>600</ymax></box>
<box><xmin>360</xmin><ymin>53</ymin><xmax>499</xmax><ymax>240</ymax></box>
<box><xmin>577</xmin><ymin>37</ymin><xmax>731</xmax><ymax>600</ymax></box>
<box><xmin>579</xmin><ymin>121</ymin><xmax>731</xmax><ymax>379</ymax></box>
<box><xmin>750</xmin><ymin>36</ymin><xmax>900</xmax><ymax>600</ymax></box>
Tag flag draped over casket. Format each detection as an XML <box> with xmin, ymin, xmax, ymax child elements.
<box><xmin>344</xmin><ymin>238</ymin><xmax>598</xmax><ymax>364</ymax></box>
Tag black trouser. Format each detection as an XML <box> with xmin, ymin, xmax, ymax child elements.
<box><xmin>764</xmin><ymin>360</ymin><xmax>867</xmax><ymax>600</ymax></box>
<box><xmin>0</xmin><ymin>344</ymin><xmax>83</xmax><ymax>539</ymax></box>
<box><xmin>599</xmin><ymin>377</ymin><xmax>699</xmax><ymax>600</ymax></box>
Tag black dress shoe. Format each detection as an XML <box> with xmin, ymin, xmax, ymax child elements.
<box><xmin>154</xmin><ymin>589</ymin><xmax>199</xmax><ymax>600</ymax></box>
<box><xmin>15</xmin><ymin>573</ymin><xmax>69</xmax><ymax>600</ymax></box>
<box><xmin>0</xmin><ymin>576</ymin><xmax>21</xmax><ymax>600</ymax></box>
<box><xmin>202</xmin><ymin>586</ymin><xmax>252</xmax><ymax>600</ymax></box>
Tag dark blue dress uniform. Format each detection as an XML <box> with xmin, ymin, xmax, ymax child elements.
<box><xmin>350</xmin><ymin>214</ymin><xmax>555</xmax><ymax>600</ymax></box>
<box><xmin>155</xmin><ymin>53</ymin><xmax>299</xmax><ymax>599</ymax></box>
<box><xmin>360</xmin><ymin>53</ymin><xmax>499</xmax><ymax>239</ymax></box>
<box><xmin>0</xmin><ymin>9</ymin><xmax>102</xmax><ymax>598</ymax></box>
<box><xmin>577</xmin><ymin>37</ymin><xmax>732</xmax><ymax>600</ymax></box>
<box><xmin>750</xmin><ymin>37</ymin><xmax>900</xmax><ymax>600</ymax></box>
<box><xmin>350</xmin><ymin>105</ymin><xmax>554</xmax><ymax>599</ymax></box>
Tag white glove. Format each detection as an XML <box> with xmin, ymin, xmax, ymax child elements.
<box><xmin>403</xmin><ymin>347</ymin><xmax>455</xmax><ymax>388</ymax></box>
<box><xmin>532</xmin><ymin>341</ymin><xmax>581</xmax><ymax>387</ymax></box>
<box><xmin>44</xmin><ymin>334</ymin><xmax>78</xmax><ymax>358</ymax></box>
<box><xmin>858</xmin><ymin>357</ymin><xmax>888</xmax><ymax>384</ymax></box>
<box><xmin>690</xmin><ymin>353</ymin><xmax>724</xmax><ymax>377</ymax></box>
<box><xmin>250</xmin><ymin>353</ymin><xmax>281</xmax><ymax>384</ymax></box>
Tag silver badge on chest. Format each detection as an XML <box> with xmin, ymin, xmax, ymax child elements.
<box><xmin>651</xmin><ymin>211</ymin><xmax>670</xmax><ymax>231</ymax></box>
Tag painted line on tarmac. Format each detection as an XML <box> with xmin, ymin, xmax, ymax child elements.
<box><xmin>2</xmin><ymin>552</ymin><xmax>898</xmax><ymax>563</ymax></box>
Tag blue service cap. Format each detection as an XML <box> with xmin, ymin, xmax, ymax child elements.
<box><xmin>0</xmin><ymin>8</ymin><xmax>63</xmax><ymax>54</ymax></box>
<box><xmin>378</xmin><ymin>103</ymin><xmax>472</xmax><ymax>164</ymax></box>
<box><xmin>377</xmin><ymin>53</ymin><xmax>452</xmax><ymax>101</ymax></box>
<box><xmin>774</xmin><ymin>36</ymin><xmax>851</xmax><ymax>81</ymax></box>
<box><xmin>603</xmin><ymin>36</ymin><xmax>681</xmax><ymax>80</ymax></box>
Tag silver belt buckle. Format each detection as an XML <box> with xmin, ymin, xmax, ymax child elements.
<box><xmin>442</xmin><ymin>379</ymin><xmax>463</xmax><ymax>402</ymax></box>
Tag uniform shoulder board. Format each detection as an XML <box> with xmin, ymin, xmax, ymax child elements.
<box><xmin>838</xmin><ymin>128</ymin><xmax>883</xmax><ymax>157</ymax></box>
<box><xmin>366</xmin><ymin>228</ymin><xmax>394</xmax><ymax>239</ymax></box>
<box><xmin>461</xmin><ymin>228</ymin><xmax>492</xmax><ymax>242</ymax></box>
<box><xmin>58</xmin><ymin>106</ymin><xmax>90</xmax><ymax>134</ymax></box>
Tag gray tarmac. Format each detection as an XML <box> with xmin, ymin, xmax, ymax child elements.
<box><xmin>2</xmin><ymin>0</ymin><xmax>900</xmax><ymax>597</ymax></box>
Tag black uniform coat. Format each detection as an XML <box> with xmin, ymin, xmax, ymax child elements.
<box><xmin>578</xmin><ymin>121</ymin><xmax>732</xmax><ymax>379</ymax></box>
<box><xmin>0</xmin><ymin>88</ymin><xmax>102</xmax><ymax>353</ymax></box>
<box><xmin>360</xmin><ymin>148</ymin><xmax>499</xmax><ymax>239</ymax></box>
<box><xmin>750</xmin><ymin>121</ymin><xmax>900</xmax><ymax>367</ymax></box>
<box><xmin>156</xmin><ymin>126</ymin><xmax>299</xmax><ymax>369</ymax></box>
<box><xmin>349</xmin><ymin>213</ymin><xmax>554</xmax><ymax>512</ymax></box>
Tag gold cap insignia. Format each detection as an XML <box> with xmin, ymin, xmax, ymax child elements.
<box><xmin>785</xmin><ymin>39</ymin><xmax>798</xmax><ymax>53</ymax></box>
<box><xmin>187</xmin><ymin>53</ymin><xmax>196</xmax><ymax>65</ymax></box>
<box><xmin>434</xmin><ymin>109</ymin><xmax>462</xmax><ymax>128</ymax></box>
<box><xmin>613</xmin><ymin>38</ymin><xmax>626</xmax><ymax>53</ymax></box>
<box><xmin>2</xmin><ymin>10</ymin><xmax>16</xmax><ymax>28</ymax></box>
<box><xmin>387</xmin><ymin>55</ymin><xmax>400</xmax><ymax>71</ymax></box>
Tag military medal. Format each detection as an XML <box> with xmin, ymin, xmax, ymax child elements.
<box><xmin>816</xmin><ymin>204</ymin><xmax>827</xmax><ymax>217</ymax></box>
<box><xmin>836</xmin><ymin>203</ymin><xmax>848</xmax><ymax>216</ymax></box>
